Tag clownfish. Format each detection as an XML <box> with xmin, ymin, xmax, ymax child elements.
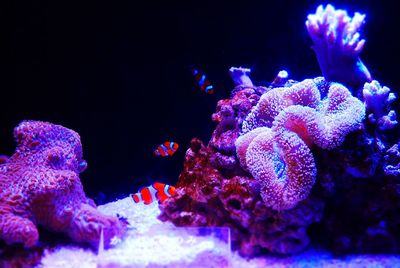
<box><xmin>131</xmin><ymin>182</ymin><xmax>176</xmax><ymax>205</ymax></box>
<box><xmin>191</xmin><ymin>67</ymin><xmax>214</xmax><ymax>94</ymax></box>
<box><xmin>153</xmin><ymin>141</ymin><xmax>179</xmax><ymax>157</ymax></box>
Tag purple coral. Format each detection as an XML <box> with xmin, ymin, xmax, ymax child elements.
<box><xmin>237</xmin><ymin>81</ymin><xmax>362</xmax><ymax>210</ymax></box>
<box><xmin>0</xmin><ymin>121</ymin><xmax>127</xmax><ymax>248</ymax></box>
<box><xmin>363</xmin><ymin>80</ymin><xmax>398</xmax><ymax>131</ymax></box>
<box><xmin>235</xmin><ymin>126</ymin><xmax>269</xmax><ymax>171</ymax></box>
<box><xmin>241</xmin><ymin>79</ymin><xmax>321</xmax><ymax>134</ymax></box>
<box><xmin>306</xmin><ymin>4</ymin><xmax>372</xmax><ymax>91</ymax></box>
<box><xmin>237</xmin><ymin>80</ymin><xmax>365</xmax><ymax>210</ymax></box>
<box><xmin>245</xmin><ymin>128</ymin><xmax>316</xmax><ymax>210</ymax></box>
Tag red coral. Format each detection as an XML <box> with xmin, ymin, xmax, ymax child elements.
<box><xmin>0</xmin><ymin>121</ymin><xmax>127</xmax><ymax>248</ymax></box>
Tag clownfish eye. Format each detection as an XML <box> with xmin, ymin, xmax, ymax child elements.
<box><xmin>78</xmin><ymin>160</ymin><xmax>87</xmax><ymax>172</ymax></box>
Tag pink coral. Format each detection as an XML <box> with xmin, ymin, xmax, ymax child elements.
<box><xmin>274</xmin><ymin>83</ymin><xmax>366</xmax><ymax>149</ymax></box>
<box><xmin>245</xmin><ymin>128</ymin><xmax>316</xmax><ymax>210</ymax></box>
<box><xmin>0</xmin><ymin>121</ymin><xmax>127</xmax><ymax>248</ymax></box>
<box><xmin>235</xmin><ymin>127</ymin><xmax>269</xmax><ymax>170</ymax></box>
<box><xmin>237</xmin><ymin>80</ymin><xmax>365</xmax><ymax>210</ymax></box>
<box><xmin>242</xmin><ymin>79</ymin><xmax>321</xmax><ymax>134</ymax></box>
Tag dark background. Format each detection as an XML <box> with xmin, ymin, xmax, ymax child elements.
<box><xmin>3</xmin><ymin>0</ymin><xmax>399</xmax><ymax>203</ymax></box>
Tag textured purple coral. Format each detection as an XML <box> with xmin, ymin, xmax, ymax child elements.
<box><xmin>237</xmin><ymin>78</ymin><xmax>365</xmax><ymax>210</ymax></box>
<box><xmin>306</xmin><ymin>4</ymin><xmax>372</xmax><ymax>91</ymax></box>
<box><xmin>244</xmin><ymin>128</ymin><xmax>316</xmax><ymax>210</ymax></box>
<box><xmin>363</xmin><ymin>80</ymin><xmax>398</xmax><ymax>131</ymax></box>
<box><xmin>241</xmin><ymin>79</ymin><xmax>321</xmax><ymax>134</ymax></box>
<box><xmin>0</xmin><ymin>121</ymin><xmax>127</xmax><ymax>248</ymax></box>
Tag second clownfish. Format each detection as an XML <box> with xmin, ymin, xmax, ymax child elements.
<box><xmin>190</xmin><ymin>67</ymin><xmax>214</xmax><ymax>94</ymax></box>
<box><xmin>131</xmin><ymin>182</ymin><xmax>176</xmax><ymax>205</ymax></box>
<box><xmin>153</xmin><ymin>141</ymin><xmax>179</xmax><ymax>157</ymax></box>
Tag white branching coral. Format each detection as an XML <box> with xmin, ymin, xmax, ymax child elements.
<box><xmin>363</xmin><ymin>80</ymin><xmax>397</xmax><ymax>130</ymax></box>
<box><xmin>306</xmin><ymin>4</ymin><xmax>366</xmax><ymax>56</ymax></box>
<box><xmin>305</xmin><ymin>4</ymin><xmax>372</xmax><ymax>91</ymax></box>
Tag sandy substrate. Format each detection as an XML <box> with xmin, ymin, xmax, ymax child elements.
<box><xmin>38</xmin><ymin>197</ymin><xmax>400</xmax><ymax>268</ymax></box>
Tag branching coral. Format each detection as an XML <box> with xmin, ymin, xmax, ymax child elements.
<box><xmin>237</xmin><ymin>80</ymin><xmax>365</xmax><ymax>210</ymax></box>
<box><xmin>306</xmin><ymin>4</ymin><xmax>372</xmax><ymax>91</ymax></box>
<box><xmin>363</xmin><ymin>80</ymin><xmax>398</xmax><ymax>131</ymax></box>
<box><xmin>0</xmin><ymin>121</ymin><xmax>127</xmax><ymax>248</ymax></box>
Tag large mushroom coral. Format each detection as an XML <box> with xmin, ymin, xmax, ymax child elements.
<box><xmin>236</xmin><ymin>80</ymin><xmax>365</xmax><ymax>210</ymax></box>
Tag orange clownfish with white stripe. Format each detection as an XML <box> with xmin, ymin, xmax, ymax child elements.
<box><xmin>131</xmin><ymin>182</ymin><xmax>176</xmax><ymax>205</ymax></box>
<box><xmin>153</xmin><ymin>141</ymin><xmax>179</xmax><ymax>157</ymax></box>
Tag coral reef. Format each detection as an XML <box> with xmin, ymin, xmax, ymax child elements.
<box><xmin>2</xmin><ymin>3</ymin><xmax>398</xmax><ymax>265</ymax></box>
<box><xmin>0</xmin><ymin>121</ymin><xmax>127</xmax><ymax>249</ymax></box>
<box><xmin>159</xmin><ymin>4</ymin><xmax>400</xmax><ymax>257</ymax></box>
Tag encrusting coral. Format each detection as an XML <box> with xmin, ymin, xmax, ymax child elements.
<box><xmin>0</xmin><ymin>121</ymin><xmax>127</xmax><ymax>248</ymax></box>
